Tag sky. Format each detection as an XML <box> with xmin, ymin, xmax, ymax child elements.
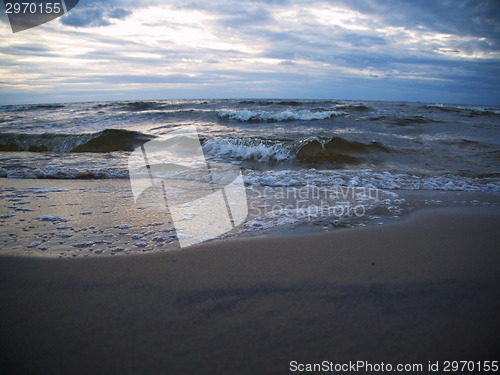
<box><xmin>1</xmin><ymin>0</ymin><xmax>499</xmax><ymax>105</ymax></box>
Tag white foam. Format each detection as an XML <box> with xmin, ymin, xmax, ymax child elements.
<box><xmin>203</xmin><ymin>138</ymin><xmax>292</xmax><ymax>162</ymax></box>
<box><xmin>72</xmin><ymin>241</ymin><xmax>95</xmax><ymax>248</ymax></box>
<box><xmin>35</xmin><ymin>215</ymin><xmax>68</xmax><ymax>222</ymax></box>
<box><xmin>147</xmin><ymin>222</ymin><xmax>164</xmax><ymax>226</ymax></box>
<box><xmin>244</xmin><ymin>220</ymin><xmax>277</xmax><ymax>230</ymax></box>
<box><xmin>0</xmin><ymin>167</ymin><xmax>128</xmax><ymax>179</ymax></box>
<box><xmin>52</xmin><ymin>232</ymin><xmax>73</xmax><ymax>238</ymax></box>
<box><xmin>160</xmin><ymin>227</ymin><xmax>175</xmax><ymax>232</ymax></box>
<box><xmin>9</xmin><ymin>206</ymin><xmax>33</xmax><ymax>212</ymax></box>
<box><xmin>180</xmin><ymin>213</ymin><xmax>197</xmax><ymax>221</ymax></box>
<box><xmin>115</xmin><ymin>224</ymin><xmax>132</xmax><ymax>229</ymax></box>
<box><xmin>151</xmin><ymin>235</ymin><xmax>174</xmax><ymax>242</ymax></box>
<box><xmin>29</xmin><ymin>187</ymin><xmax>71</xmax><ymax>193</ymax></box>
<box><xmin>218</xmin><ymin>109</ymin><xmax>346</xmax><ymax>122</ymax></box>
<box><xmin>243</xmin><ymin>168</ymin><xmax>500</xmax><ymax>192</ymax></box>
<box><xmin>56</xmin><ymin>225</ymin><xmax>73</xmax><ymax>230</ymax></box>
<box><xmin>427</xmin><ymin>103</ymin><xmax>500</xmax><ymax>115</ymax></box>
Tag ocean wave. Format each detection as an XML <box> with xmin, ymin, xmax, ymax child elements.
<box><xmin>468</xmin><ymin>107</ymin><xmax>500</xmax><ymax>116</ymax></box>
<box><xmin>239</xmin><ymin>100</ymin><xmax>304</xmax><ymax>106</ymax></box>
<box><xmin>368</xmin><ymin>115</ymin><xmax>440</xmax><ymax>126</ymax></box>
<box><xmin>218</xmin><ymin>109</ymin><xmax>347</xmax><ymax>122</ymax></box>
<box><xmin>0</xmin><ymin>104</ymin><xmax>65</xmax><ymax>113</ymax></box>
<box><xmin>203</xmin><ymin>138</ymin><xmax>294</xmax><ymax>162</ymax></box>
<box><xmin>296</xmin><ymin>137</ymin><xmax>390</xmax><ymax>163</ymax></box>
<box><xmin>0</xmin><ymin>166</ymin><xmax>128</xmax><ymax>179</ymax></box>
<box><xmin>335</xmin><ymin>104</ymin><xmax>372</xmax><ymax>112</ymax></box>
<box><xmin>112</xmin><ymin>100</ymin><xmax>210</xmax><ymax>112</ymax></box>
<box><xmin>116</xmin><ymin>100</ymin><xmax>167</xmax><ymax>111</ymax></box>
<box><xmin>0</xmin><ymin>129</ymin><xmax>154</xmax><ymax>153</ymax></box>
<box><xmin>439</xmin><ymin>139</ymin><xmax>496</xmax><ymax>151</ymax></box>
<box><xmin>0</xmin><ymin>107</ymin><xmax>25</xmax><ymax>113</ymax></box>
<box><xmin>123</xmin><ymin>108</ymin><xmax>212</xmax><ymax>118</ymax></box>
<box><xmin>426</xmin><ymin>103</ymin><xmax>500</xmax><ymax>116</ymax></box>
<box><xmin>244</xmin><ymin>169</ymin><xmax>500</xmax><ymax>191</ymax></box>
<box><xmin>1</xmin><ymin>164</ymin><xmax>498</xmax><ymax>192</ymax></box>
<box><xmin>203</xmin><ymin>136</ymin><xmax>390</xmax><ymax>163</ymax></box>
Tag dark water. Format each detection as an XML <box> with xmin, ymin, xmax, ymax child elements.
<box><xmin>0</xmin><ymin>99</ymin><xmax>499</xmax><ymax>191</ymax></box>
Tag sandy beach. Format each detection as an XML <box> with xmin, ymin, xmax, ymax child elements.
<box><xmin>1</xmin><ymin>205</ymin><xmax>499</xmax><ymax>374</ymax></box>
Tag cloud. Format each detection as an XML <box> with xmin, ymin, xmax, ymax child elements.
<box><xmin>61</xmin><ymin>8</ymin><xmax>111</xmax><ymax>27</ymax></box>
<box><xmin>60</xmin><ymin>2</ymin><xmax>133</xmax><ymax>28</ymax></box>
<box><xmin>108</xmin><ymin>8</ymin><xmax>132</xmax><ymax>20</ymax></box>
<box><xmin>1</xmin><ymin>44</ymin><xmax>53</xmax><ymax>56</ymax></box>
<box><xmin>341</xmin><ymin>0</ymin><xmax>500</xmax><ymax>45</ymax></box>
<box><xmin>1</xmin><ymin>0</ymin><xmax>499</xmax><ymax>104</ymax></box>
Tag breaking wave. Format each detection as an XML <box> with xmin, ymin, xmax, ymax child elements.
<box><xmin>0</xmin><ymin>104</ymin><xmax>65</xmax><ymax>113</ymax></box>
<box><xmin>238</xmin><ymin>100</ymin><xmax>304</xmax><ymax>106</ymax></box>
<box><xmin>218</xmin><ymin>109</ymin><xmax>347</xmax><ymax>122</ymax></box>
<box><xmin>244</xmin><ymin>168</ymin><xmax>500</xmax><ymax>191</ymax></box>
<box><xmin>0</xmin><ymin>129</ymin><xmax>154</xmax><ymax>153</ymax></box>
<box><xmin>202</xmin><ymin>136</ymin><xmax>391</xmax><ymax>163</ymax></box>
<box><xmin>426</xmin><ymin>103</ymin><xmax>500</xmax><ymax>116</ymax></box>
<box><xmin>1</xmin><ymin>163</ymin><xmax>498</xmax><ymax>191</ymax></box>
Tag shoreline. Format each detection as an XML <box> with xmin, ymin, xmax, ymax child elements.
<box><xmin>1</xmin><ymin>206</ymin><xmax>499</xmax><ymax>374</ymax></box>
<box><xmin>1</xmin><ymin>177</ymin><xmax>499</xmax><ymax>258</ymax></box>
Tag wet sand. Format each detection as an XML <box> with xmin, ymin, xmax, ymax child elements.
<box><xmin>1</xmin><ymin>206</ymin><xmax>499</xmax><ymax>374</ymax></box>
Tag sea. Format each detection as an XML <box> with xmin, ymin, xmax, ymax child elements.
<box><xmin>1</xmin><ymin>99</ymin><xmax>500</xmax><ymax>255</ymax></box>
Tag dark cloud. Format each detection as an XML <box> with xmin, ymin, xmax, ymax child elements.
<box><xmin>218</xmin><ymin>8</ymin><xmax>274</xmax><ymax>28</ymax></box>
<box><xmin>177</xmin><ymin>0</ymin><xmax>290</xmax><ymax>12</ymax></box>
<box><xmin>1</xmin><ymin>44</ymin><xmax>53</xmax><ymax>56</ymax></box>
<box><xmin>61</xmin><ymin>8</ymin><xmax>111</xmax><ymax>27</ymax></box>
<box><xmin>342</xmin><ymin>0</ymin><xmax>500</xmax><ymax>44</ymax></box>
<box><xmin>60</xmin><ymin>1</ymin><xmax>133</xmax><ymax>28</ymax></box>
<box><xmin>108</xmin><ymin>8</ymin><xmax>132</xmax><ymax>19</ymax></box>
